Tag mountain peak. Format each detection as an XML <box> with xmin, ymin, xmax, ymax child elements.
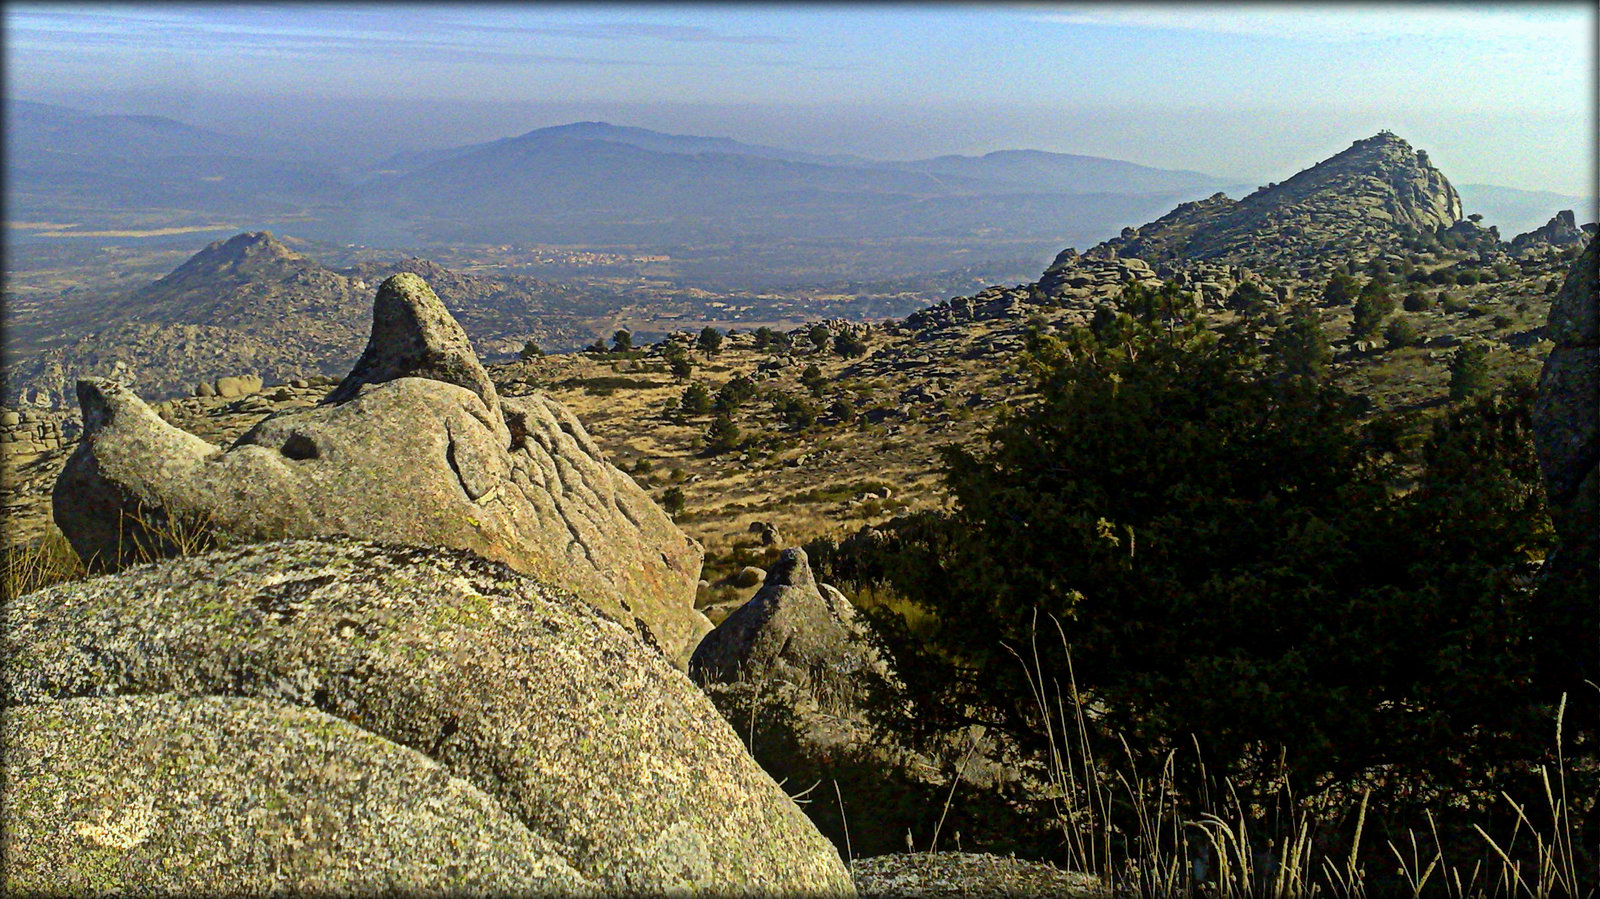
<box><xmin>1087</xmin><ymin>132</ymin><xmax>1463</xmax><ymax>270</ymax></box>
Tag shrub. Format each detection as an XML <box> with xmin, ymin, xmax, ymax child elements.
<box><xmin>714</xmin><ymin>375</ymin><xmax>757</xmax><ymax>414</ymax></box>
<box><xmin>611</xmin><ymin>329</ymin><xmax>633</xmax><ymax>353</ymax></box>
<box><xmin>660</xmin><ymin>486</ymin><xmax>685</xmax><ymax>517</ymax></box>
<box><xmin>518</xmin><ymin>340</ymin><xmax>544</xmax><ymax>361</ymax></box>
<box><xmin>679</xmin><ymin>382</ymin><xmax>713</xmax><ymax>416</ymax></box>
<box><xmin>833</xmin><ymin>332</ymin><xmax>868</xmax><ymax>358</ymax></box>
<box><xmin>809</xmin><ymin>324</ymin><xmax>832</xmax><ymax>352</ymax></box>
<box><xmin>1402</xmin><ymin>289</ymin><xmax>1433</xmax><ymax>312</ymax></box>
<box><xmin>1351</xmin><ymin>278</ymin><xmax>1395</xmax><ymax>339</ymax></box>
<box><xmin>705</xmin><ymin>414</ymin><xmax>742</xmax><ymax>454</ymax></box>
<box><xmin>1322</xmin><ymin>271</ymin><xmax>1358</xmax><ymax>306</ymax></box>
<box><xmin>1382</xmin><ymin>314</ymin><xmax>1421</xmax><ymax>349</ymax></box>
<box><xmin>1449</xmin><ymin>342</ymin><xmax>1492</xmax><ymax>401</ymax></box>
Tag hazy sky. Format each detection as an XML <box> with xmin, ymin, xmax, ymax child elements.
<box><xmin>6</xmin><ymin>3</ymin><xmax>1594</xmax><ymax>195</ymax></box>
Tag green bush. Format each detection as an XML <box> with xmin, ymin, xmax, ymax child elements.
<box><xmin>1382</xmin><ymin>314</ymin><xmax>1421</xmax><ymax>349</ymax></box>
<box><xmin>831</xmin><ymin>285</ymin><xmax>1580</xmax><ymax>825</ymax></box>
<box><xmin>679</xmin><ymin>382</ymin><xmax>713</xmax><ymax>416</ymax></box>
<box><xmin>1448</xmin><ymin>342</ymin><xmax>1492</xmax><ymax>402</ymax></box>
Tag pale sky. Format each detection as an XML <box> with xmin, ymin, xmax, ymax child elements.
<box><xmin>5</xmin><ymin>3</ymin><xmax>1594</xmax><ymax>195</ymax></box>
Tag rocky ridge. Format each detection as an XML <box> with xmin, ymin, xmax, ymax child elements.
<box><xmin>1090</xmin><ymin>132</ymin><xmax>1463</xmax><ymax>274</ymax></box>
<box><xmin>1</xmin><ymin>232</ymin><xmax>582</xmax><ymax>409</ymax></box>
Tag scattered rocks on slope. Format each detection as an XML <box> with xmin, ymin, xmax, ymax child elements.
<box><xmin>3</xmin><ymin>537</ymin><xmax>854</xmax><ymax>896</ymax></box>
<box><xmin>52</xmin><ymin>273</ymin><xmax>709</xmax><ymax>667</ymax></box>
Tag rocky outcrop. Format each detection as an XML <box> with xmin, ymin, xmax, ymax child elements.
<box><xmin>689</xmin><ymin>549</ymin><xmax>1035</xmax><ymax>859</ymax></box>
<box><xmin>690</xmin><ymin>547</ymin><xmax>885</xmax><ymax>696</ymax></box>
<box><xmin>0</xmin><ymin>406</ymin><xmax>76</xmax><ymax>456</ymax></box>
<box><xmin>1532</xmin><ymin>237</ymin><xmax>1597</xmax><ymax>623</ymax></box>
<box><xmin>1512</xmin><ymin>209</ymin><xmax>1589</xmax><ymax>253</ymax></box>
<box><xmin>1090</xmin><ymin>132</ymin><xmax>1463</xmax><ymax>271</ymax></box>
<box><xmin>52</xmin><ymin>273</ymin><xmax>709</xmax><ymax>666</ymax></box>
<box><xmin>2</xmin><ymin>537</ymin><xmax>854</xmax><ymax>896</ymax></box>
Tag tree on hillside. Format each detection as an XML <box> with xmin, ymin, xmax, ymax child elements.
<box><xmin>705</xmin><ymin>414</ymin><xmax>742</xmax><ymax>454</ymax></box>
<box><xmin>1351</xmin><ymin>278</ymin><xmax>1395</xmax><ymax>340</ymax></box>
<box><xmin>1448</xmin><ymin>342</ymin><xmax>1491</xmax><ymax>402</ymax></box>
<box><xmin>697</xmin><ymin>326</ymin><xmax>724</xmax><ymax>357</ymax></box>
<box><xmin>714</xmin><ymin>375</ymin><xmax>757</xmax><ymax>415</ymax></box>
<box><xmin>809</xmin><ymin>324</ymin><xmax>832</xmax><ymax>353</ymax></box>
<box><xmin>1270</xmin><ymin>305</ymin><xmax>1332</xmax><ymax>380</ymax></box>
<box><xmin>1322</xmin><ymin>271</ymin><xmax>1359</xmax><ymax>306</ymax></box>
<box><xmin>679</xmin><ymin>382</ymin><xmax>713</xmax><ymax>416</ymax></box>
<box><xmin>663</xmin><ymin>342</ymin><xmax>693</xmax><ymax>379</ymax></box>
<box><xmin>833</xmin><ymin>331</ymin><xmax>868</xmax><ymax>358</ymax></box>
<box><xmin>518</xmin><ymin>340</ymin><xmax>544</xmax><ymax>361</ymax></box>
<box><xmin>611</xmin><ymin>329</ymin><xmax>633</xmax><ymax>353</ymax></box>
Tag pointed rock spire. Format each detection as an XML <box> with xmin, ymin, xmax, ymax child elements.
<box><xmin>325</xmin><ymin>273</ymin><xmax>502</xmax><ymax>428</ymax></box>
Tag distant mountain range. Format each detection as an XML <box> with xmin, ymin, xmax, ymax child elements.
<box><xmin>4</xmin><ymin>99</ymin><xmax>1591</xmax><ymax>284</ymax></box>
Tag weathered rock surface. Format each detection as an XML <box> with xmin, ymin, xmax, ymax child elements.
<box><xmin>3</xmin><ymin>537</ymin><xmax>854</xmax><ymax>896</ymax></box>
<box><xmin>4</xmin><ymin>694</ymin><xmax>598</xmax><ymax>896</ymax></box>
<box><xmin>689</xmin><ymin>549</ymin><xmax>1035</xmax><ymax>859</ymax></box>
<box><xmin>52</xmin><ymin>273</ymin><xmax>709</xmax><ymax>666</ymax></box>
<box><xmin>691</xmin><ymin>547</ymin><xmax>885</xmax><ymax>693</ymax></box>
<box><xmin>1533</xmin><ymin>237</ymin><xmax>1597</xmax><ymax>616</ymax></box>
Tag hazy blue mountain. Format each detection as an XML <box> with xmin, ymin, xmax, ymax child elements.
<box><xmin>342</xmin><ymin>125</ymin><xmax>1230</xmax><ymax>262</ymax></box>
<box><xmin>884</xmin><ymin>149</ymin><xmax>1233</xmax><ymax>196</ymax></box>
<box><xmin>1456</xmin><ymin>183</ymin><xmax>1597</xmax><ymax>238</ymax></box>
<box><xmin>368</xmin><ymin>121</ymin><xmax>870</xmax><ymax>179</ymax></box>
<box><xmin>5</xmin><ymin>100</ymin><xmax>343</xmax><ymax>218</ymax></box>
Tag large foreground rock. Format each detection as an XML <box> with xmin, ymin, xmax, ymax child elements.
<box><xmin>52</xmin><ymin>273</ymin><xmax>709</xmax><ymax>666</ymax></box>
<box><xmin>5</xmin><ymin>694</ymin><xmax>596</xmax><ymax>896</ymax></box>
<box><xmin>3</xmin><ymin>537</ymin><xmax>853</xmax><ymax>896</ymax></box>
<box><xmin>1532</xmin><ymin>237</ymin><xmax>1598</xmax><ymax>677</ymax></box>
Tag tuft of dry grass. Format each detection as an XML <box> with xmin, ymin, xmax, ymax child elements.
<box><xmin>1012</xmin><ymin>611</ymin><xmax>1593</xmax><ymax>898</ymax></box>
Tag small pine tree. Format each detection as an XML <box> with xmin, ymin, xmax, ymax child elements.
<box><xmin>680</xmin><ymin>382</ymin><xmax>713</xmax><ymax>415</ymax></box>
<box><xmin>1271</xmin><ymin>305</ymin><xmax>1332</xmax><ymax>380</ymax></box>
<box><xmin>1322</xmin><ymin>272</ymin><xmax>1358</xmax><ymax>306</ymax></box>
<box><xmin>518</xmin><ymin>340</ymin><xmax>544</xmax><ymax>361</ymax></box>
<box><xmin>1383</xmin><ymin>314</ymin><xmax>1421</xmax><ymax>349</ymax></box>
<box><xmin>809</xmin><ymin>324</ymin><xmax>831</xmax><ymax>352</ymax></box>
<box><xmin>697</xmin><ymin>327</ymin><xmax>724</xmax><ymax>357</ymax></box>
<box><xmin>705</xmin><ymin>414</ymin><xmax>742</xmax><ymax>454</ymax></box>
<box><xmin>663</xmin><ymin>343</ymin><xmax>693</xmax><ymax>379</ymax></box>
<box><xmin>660</xmin><ymin>486</ymin><xmax>685</xmax><ymax>517</ymax></box>
<box><xmin>800</xmin><ymin>364</ymin><xmax>827</xmax><ymax>396</ymax></box>
<box><xmin>833</xmin><ymin>332</ymin><xmax>868</xmax><ymax>358</ymax></box>
<box><xmin>1448</xmin><ymin>342</ymin><xmax>1491</xmax><ymax>402</ymax></box>
<box><xmin>611</xmin><ymin>329</ymin><xmax>633</xmax><ymax>353</ymax></box>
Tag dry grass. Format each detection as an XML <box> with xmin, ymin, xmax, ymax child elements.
<box><xmin>1013</xmin><ymin>612</ymin><xmax>1593</xmax><ymax>898</ymax></box>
